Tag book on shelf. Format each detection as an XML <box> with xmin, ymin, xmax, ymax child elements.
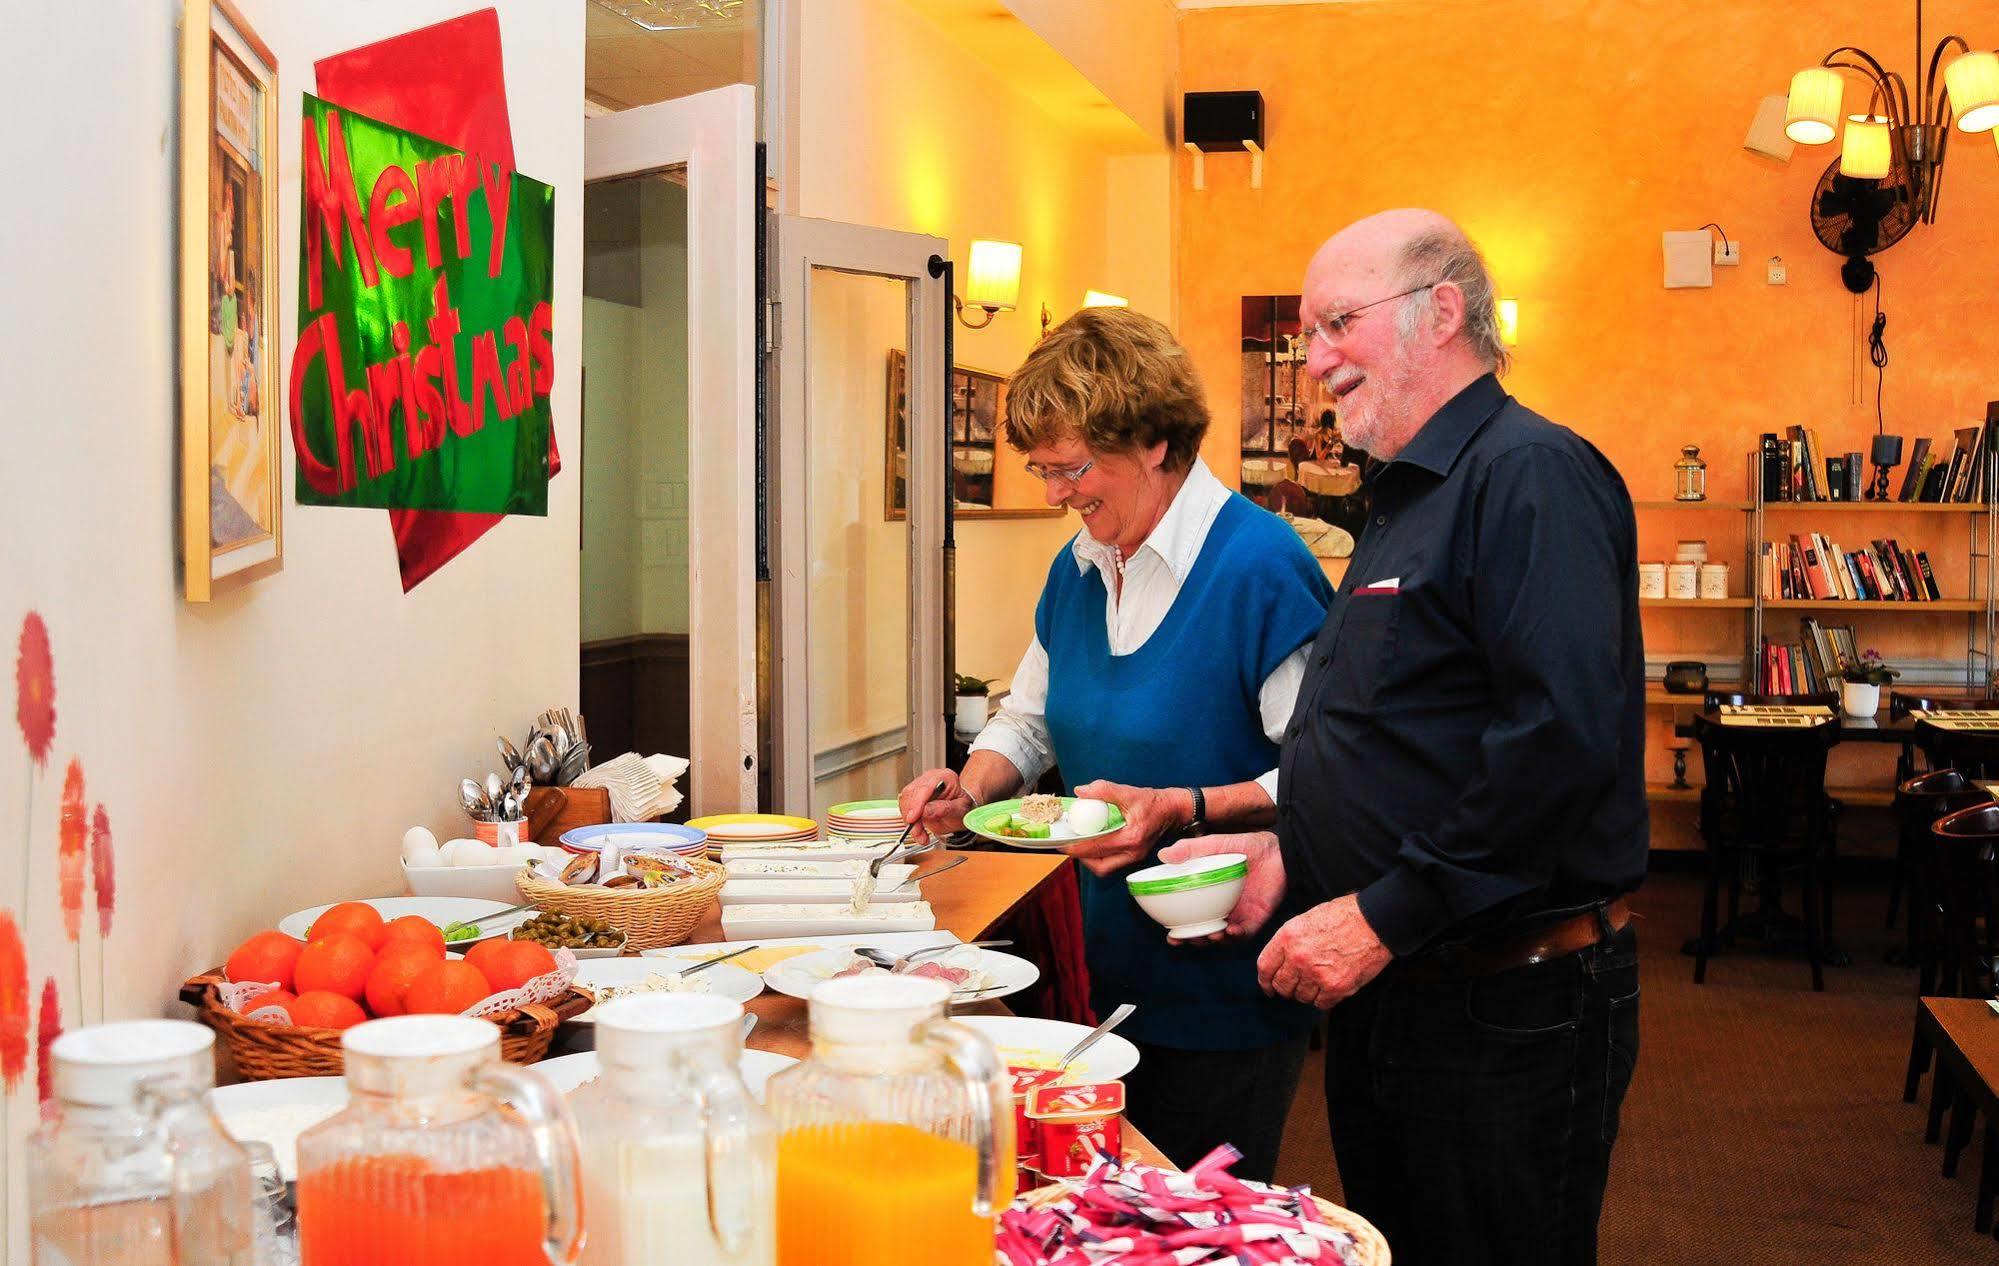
<box><xmin>1763</xmin><ymin>424</ymin><xmax>1995</xmax><ymax>504</ymax></box>
<box><xmin>1898</xmin><ymin>438</ymin><xmax>1933</xmax><ymax>501</ymax></box>
<box><xmin>1759</xmin><ymin>618</ymin><xmax>1857</xmax><ymax>693</ymax></box>
<box><xmin>1756</xmin><ymin>533</ymin><xmax>1941</xmax><ymax>601</ymax></box>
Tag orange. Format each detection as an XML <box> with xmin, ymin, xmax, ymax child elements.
<box><xmin>462</xmin><ymin>937</ymin><xmax>514</xmax><ymax>980</ymax></box>
<box><xmin>239</xmin><ymin>987</ymin><xmax>295</xmax><ymax>1016</ymax></box>
<box><xmin>402</xmin><ymin>961</ymin><xmax>494</xmax><ymax>1016</ymax></box>
<box><xmin>477</xmin><ymin>941</ymin><xmax>558</xmax><ymax>994</ymax></box>
<box><xmin>225</xmin><ymin>930</ymin><xmax>303</xmax><ymax>991</ymax></box>
<box><xmin>364</xmin><ymin>944</ymin><xmax>445</xmax><ymax>1018</ymax></box>
<box><xmin>379</xmin><ymin>915</ymin><xmax>446</xmax><ymax>956</ymax></box>
<box><xmin>288</xmin><ymin>991</ymin><xmax>367</xmax><ymax>1031</ymax></box>
<box><xmin>293</xmin><ymin>933</ymin><xmax>376</xmax><ymax>1003</ymax></box>
<box><xmin>308</xmin><ymin>902</ymin><xmax>387</xmax><ymax>950</ymax></box>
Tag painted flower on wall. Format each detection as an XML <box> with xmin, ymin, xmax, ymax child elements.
<box><xmin>91</xmin><ymin>805</ymin><xmax>115</xmax><ymax>939</ymax></box>
<box><xmin>36</xmin><ymin>976</ymin><xmax>60</xmax><ymax>1117</ymax></box>
<box><xmin>14</xmin><ymin>611</ymin><xmax>54</xmax><ymax>766</ymax></box>
<box><xmin>0</xmin><ymin>911</ymin><xmax>26</xmax><ymax>1093</ymax></box>
<box><xmin>58</xmin><ymin>758</ymin><xmax>86</xmax><ymax>942</ymax></box>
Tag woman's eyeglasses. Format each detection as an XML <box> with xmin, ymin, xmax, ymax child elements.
<box><xmin>1024</xmin><ymin>457</ymin><xmax>1096</xmax><ymax>485</ymax></box>
<box><xmin>1300</xmin><ymin>282</ymin><xmax>1436</xmax><ymax>348</ymax></box>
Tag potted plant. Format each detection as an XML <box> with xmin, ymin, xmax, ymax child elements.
<box><xmin>1837</xmin><ymin>649</ymin><xmax>1899</xmax><ymax>719</ymax></box>
<box><xmin>954</xmin><ymin>673</ymin><xmax>997</xmax><ymax>735</ymax></box>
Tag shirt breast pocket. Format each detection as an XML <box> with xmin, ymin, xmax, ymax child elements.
<box><xmin>1324</xmin><ymin>594</ymin><xmax>1401</xmax><ymax>713</ymax></box>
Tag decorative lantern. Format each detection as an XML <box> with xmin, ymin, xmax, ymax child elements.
<box><xmin>1674</xmin><ymin>445</ymin><xmax>1708</xmax><ymax>502</ymax></box>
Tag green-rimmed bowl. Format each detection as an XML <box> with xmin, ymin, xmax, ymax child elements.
<box><xmin>962</xmin><ymin>798</ymin><xmax>1125</xmax><ymax>850</ymax></box>
<box><xmin>1125</xmin><ymin>853</ymin><xmax>1247</xmax><ymax>939</ymax></box>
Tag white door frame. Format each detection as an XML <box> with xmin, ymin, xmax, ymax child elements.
<box><xmin>585</xmin><ymin>85</ymin><xmax>758</xmax><ymax>815</ymax></box>
<box><xmin>773</xmin><ymin>217</ymin><xmax>948</xmax><ymax>811</ymax></box>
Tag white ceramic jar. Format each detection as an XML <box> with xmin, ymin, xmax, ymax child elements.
<box><xmin>1666</xmin><ymin>561</ymin><xmax>1700</xmax><ymax>600</ymax></box>
<box><xmin>1638</xmin><ymin>563</ymin><xmax>1667</xmax><ymax>599</ymax></box>
<box><xmin>1699</xmin><ymin>563</ymin><xmax>1730</xmax><ymax>600</ymax></box>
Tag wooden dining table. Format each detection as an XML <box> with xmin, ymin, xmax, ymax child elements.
<box><xmin>677</xmin><ymin>846</ymin><xmax>1171</xmax><ymax>1168</ymax></box>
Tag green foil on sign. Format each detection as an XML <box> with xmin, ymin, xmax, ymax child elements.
<box><xmin>290</xmin><ymin>93</ymin><xmax>553</xmax><ymax>514</ymax></box>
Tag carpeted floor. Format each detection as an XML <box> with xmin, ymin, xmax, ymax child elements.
<box><xmin>1270</xmin><ymin>868</ymin><xmax>1994</xmax><ymax>1264</ymax></box>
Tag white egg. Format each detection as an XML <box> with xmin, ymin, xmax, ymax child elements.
<box><xmin>441</xmin><ymin>838</ymin><xmax>497</xmax><ymax>867</ymax></box>
<box><xmin>400</xmin><ymin>826</ymin><xmax>440</xmax><ymax>864</ymax></box>
<box><xmin>1065</xmin><ymin>799</ymin><xmax>1111</xmax><ymax>835</ymax></box>
<box><xmin>487</xmin><ymin>846</ymin><xmax>534</xmax><ymax>866</ymax></box>
<box><xmin>403</xmin><ymin>844</ymin><xmax>445</xmax><ymax>869</ymax></box>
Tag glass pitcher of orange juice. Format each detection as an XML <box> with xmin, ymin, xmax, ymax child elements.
<box><xmin>763</xmin><ymin>974</ymin><xmax>1011</xmax><ymax>1266</ymax></box>
<box><xmin>295</xmin><ymin>1015</ymin><xmax>584</xmax><ymax>1266</ymax></box>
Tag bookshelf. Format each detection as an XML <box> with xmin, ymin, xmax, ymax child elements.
<box><xmin>1634</xmin><ymin>451</ymin><xmax>1998</xmax><ymax>690</ymax></box>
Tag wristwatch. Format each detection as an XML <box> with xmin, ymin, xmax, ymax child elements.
<box><xmin>1185</xmin><ymin>786</ymin><xmax>1207</xmax><ymax>836</ymax></box>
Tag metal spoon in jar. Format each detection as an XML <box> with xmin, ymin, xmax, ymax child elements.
<box><xmin>460</xmin><ymin>779</ymin><xmax>492</xmax><ymax>821</ymax></box>
<box><xmin>497</xmin><ymin>735</ymin><xmax>523</xmax><ymax>773</ymax></box>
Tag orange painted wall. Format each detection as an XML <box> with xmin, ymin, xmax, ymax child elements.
<box><xmin>1177</xmin><ymin>0</ymin><xmax>1999</xmax><ymax>842</ymax></box>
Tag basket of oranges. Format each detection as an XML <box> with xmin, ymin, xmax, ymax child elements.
<box><xmin>180</xmin><ymin>902</ymin><xmax>593</xmax><ymax>1080</ymax></box>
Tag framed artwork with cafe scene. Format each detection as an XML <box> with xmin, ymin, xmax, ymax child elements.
<box><xmin>178</xmin><ymin>0</ymin><xmax>283</xmax><ymax>601</ymax></box>
<box><xmin>884</xmin><ymin>349</ymin><xmax>1062</xmax><ymax>521</ymax></box>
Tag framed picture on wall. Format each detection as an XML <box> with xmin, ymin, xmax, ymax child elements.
<box><xmin>884</xmin><ymin>349</ymin><xmax>1062</xmax><ymax>521</ymax></box>
<box><xmin>1239</xmin><ymin>295</ymin><xmax>1370</xmax><ymax>539</ymax></box>
<box><xmin>178</xmin><ymin>0</ymin><xmax>282</xmax><ymax>602</ymax></box>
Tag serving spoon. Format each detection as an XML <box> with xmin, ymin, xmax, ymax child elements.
<box><xmin>1059</xmin><ymin>1002</ymin><xmax>1136</xmax><ymax>1069</ymax></box>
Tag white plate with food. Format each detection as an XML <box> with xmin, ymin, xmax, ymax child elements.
<box><xmin>277</xmin><ymin>897</ymin><xmax>533</xmax><ymax>946</ymax></box>
<box><xmin>763</xmin><ymin>946</ymin><xmax>1040</xmax><ymax>1003</ymax></box>
<box><xmin>570</xmin><ymin>956</ymin><xmax>764</xmax><ymax>1020</ymax></box>
<box><xmin>720</xmin><ymin>901</ymin><xmax>937</xmax><ymax>941</ymax></box>
<box><xmin>535</xmin><ymin>1048</ymin><xmax>796</xmax><ymax>1100</ymax></box>
<box><xmin>719</xmin><ymin>879</ymin><xmax>922</xmax><ymax>906</ymax></box>
<box><xmin>210</xmin><ymin>1077</ymin><xmax>349</xmax><ymax>1181</ymax></box>
<box><xmin>963</xmin><ymin>795</ymin><xmax>1124</xmax><ymax>850</ymax></box>
<box><xmin>953</xmin><ymin>1015</ymin><xmax>1141</xmax><ymax>1082</ymax></box>
<box><xmin>723</xmin><ymin>860</ymin><xmax>918</xmax><ymax>885</ymax></box>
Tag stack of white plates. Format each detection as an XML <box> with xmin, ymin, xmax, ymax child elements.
<box><xmin>687</xmin><ymin>814</ymin><xmax>818</xmax><ymax>855</ymax></box>
<box><xmin>558</xmin><ymin>823</ymin><xmax>708</xmax><ymax>858</ymax></box>
<box><xmin>822</xmin><ymin>799</ymin><xmax>907</xmax><ymax>841</ymax></box>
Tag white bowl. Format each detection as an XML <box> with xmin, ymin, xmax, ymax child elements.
<box><xmin>402</xmin><ymin>859</ymin><xmax>534</xmax><ymax>904</ymax></box>
<box><xmin>1125</xmin><ymin>853</ymin><xmax>1247</xmax><ymax>939</ymax></box>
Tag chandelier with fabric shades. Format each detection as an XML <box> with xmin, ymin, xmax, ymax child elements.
<box><xmin>1783</xmin><ymin>0</ymin><xmax>1999</xmax><ymax>224</ymax></box>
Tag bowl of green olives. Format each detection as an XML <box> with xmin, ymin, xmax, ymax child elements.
<box><xmin>510</xmin><ymin>911</ymin><xmax>629</xmax><ymax>959</ymax></box>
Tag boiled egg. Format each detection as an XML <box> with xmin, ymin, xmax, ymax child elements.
<box><xmin>1065</xmin><ymin>799</ymin><xmax>1111</xmax><ymax>835</ymax></box>
<box><xmin>400</xmin><ymin>826</ymin><xmax>440</xmax><ymax>864</ymax></box>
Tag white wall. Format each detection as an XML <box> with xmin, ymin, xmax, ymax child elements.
<box><xmin>792</xmin><ymin>0</ymin><xmax>1174</xmax><ymax>699</ymax></box>
<box><xmin>0</xmin><ymin>2</ymin><xmax>581</xmax><ymax>1250</ymax></box>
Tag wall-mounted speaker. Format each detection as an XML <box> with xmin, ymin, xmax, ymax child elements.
<box><xmin>1184</xmin><ymin>91</ymin><xmax>1263</xmax><ymax>153</ymax></box>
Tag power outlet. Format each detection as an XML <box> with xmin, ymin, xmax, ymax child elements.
<box><xmin>1767</xmin><ymin>256</ymin><xmax>1787</xmax><ymax>285</ymax></box>
<box><xmin>1714</xmin><ymin>240</ymin><xmax>1741</xmax><ymax>266</ymax></box>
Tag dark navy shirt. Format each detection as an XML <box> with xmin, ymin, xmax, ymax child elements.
<box><xmin>1275</xmin><ymin>374</ymin><xmax>1649</xmax><ymax>956</ymax></box>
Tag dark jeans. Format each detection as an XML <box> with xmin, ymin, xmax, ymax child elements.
<box><xmin>1122</xmin><ymin>1033</ymin><xmax>1311</xmax><ymax>1183</ymax></box>
<box><xmin>1325</xmin><ymin>923</ymin><xmax>1640</xmax><ymax>1266</ymax></box>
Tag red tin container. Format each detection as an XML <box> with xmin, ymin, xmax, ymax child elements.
<box><xmin>1026</xmin><ymin>1081</ymin><xmax>1125</xmax><ymax>1179</ymax></box>
<box><xmin>1009</xmin><ymin>1066</ymin><xmax>1066</xmax><ymax>1171</ymax></box>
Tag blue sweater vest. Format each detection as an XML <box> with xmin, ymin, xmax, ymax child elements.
<box><xmin>1035</xmin><ymin>493</ymin><xmax>1332</xmax><ymax>1050</ymax></box>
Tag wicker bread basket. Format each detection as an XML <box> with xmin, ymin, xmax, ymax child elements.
<box><xmin>177</xmin><ymin>973</ymin><xmax>589</xmax><ymax>1081</ymax></box>
<box><xmin>1010</xmin><ymin>1181</ymin><xmax>1389</xmax><ymax>1265</ymax></box>
<box><xmin>515</xmin><ymin>855</ymin><xmax>725</xmax><ymax>950</ymax></box>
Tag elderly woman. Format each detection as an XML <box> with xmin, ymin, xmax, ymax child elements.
<box><xmin>899</xmin><ymin>307</ymin><xmax>1331</xmax><ymax>1180</ymax></box>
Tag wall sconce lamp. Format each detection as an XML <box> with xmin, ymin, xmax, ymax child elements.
<box><xmin>954</xmin><ymin>239</ymin><xmax>1021</xmax><ymax>330</ymax></box>
<box><xmin>1083</xmin><ymin>290</ymin><xmax>1129</xmax><ymax>308</ymax></box>
<box><xmin>1496</xmin><ymin>298</ymin><xmax>1519</xmax><ymax>346</ymax></box>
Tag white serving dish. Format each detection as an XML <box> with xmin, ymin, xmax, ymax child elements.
<box><xmin>952</xmin><ymin>1015</ymin><xmax>1141</xmax><ymax>1082</ymax></box>
<box><xmin>712</xmin><ymin>840</ymin><xmax>897</xmax><ymax>863</ymax></box>
<box><xmin>719</xmin><ymin>901</ymin><xmax>936</xmax><ymax>941</ymax></box>
<box><xmin>569</xmin><ymin>956</ymin><xmax>763</xmax><ymax>1020</ymax></box>
<box><xmin>762</xmin><ymin>947</ymin><xmax>1040</xmax><ymax>1003</ymax></box>
<box><xmin>1125</xmin><ymin>853</ymin><xmax>1248</xmax><ymax>940</ymax></box>
<box><xmin>719</xmin><ymin>879</ymin><xmax>921</xmax><ymax>906</ymax></box>
<box><xmin>535</xmin><ymin>1048</ymin><xmax>795</xmax><ymax>1100</ymax></box>
<box><xmin>210</xmin><ymin>1077</ymin><xmax>348</xmax><ymax>1181</ymax></box>
<box><xmin>723</xmin><ymin>860</ymin><xmax>917</xmax><ymax>884</ymax></box>
<box><xmin>402</xmin><ymin>858</ymin><xmax>537</xmax><ymax>905</ymax></box>
<box><xmin>278</xmin><ymin>897</ymin><xmax>532</xmax><ymax>946</ymax></box>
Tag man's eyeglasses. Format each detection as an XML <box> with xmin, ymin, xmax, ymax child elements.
<box><xmin>1301</xmin><ymin>282</ymin><xmax>1436</xmax><ymax>348</ymax></box>
<box><xmin>1025</xmin><ymin>457</ymin><xmax>1096</xmax><ymax>485</ymax></box>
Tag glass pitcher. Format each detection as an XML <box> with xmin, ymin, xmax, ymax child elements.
<box><xmin>27</xmin><ymin>1019</ymin><xmax>257</xmax><ymax>1266</ymax></box>
<box><xmin>763</xmin><ymin>974</ymin><xmax>1011</xmax><ymax>1266</ymax></box>
<box><xmin>294</xmin><ymin>1015</ymin><xmax>584</xmax><ymax>1266</ymax></box>
<box><xmin>568</xmin><ymin>994</ymin><xmax>774</xmax><ymax>1266</ymax></box>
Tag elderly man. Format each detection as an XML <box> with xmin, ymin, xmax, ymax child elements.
<box><xmin>1169</xmin><ymin>209</ymin><xmax>1648</xmax><ymax>1266</ymax></box>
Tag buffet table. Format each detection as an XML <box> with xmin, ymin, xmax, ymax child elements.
<box><xmin>683</xmin><ymin>848</ymin><xmax>1173</xmax><ymax>1168</ymax></box>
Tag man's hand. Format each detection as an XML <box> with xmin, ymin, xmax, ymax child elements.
<box><xmin>898</xmin><ymin>768</ymin><xmax>974</xmax><ymax>839</ymax></box>
<box><xmin>1157</xmin><ymin>832</ymin><xmax>1288</xmax><ymax>941</ymax></box>
<box><xmin>1062</xmin><ymin>782</ymin><xmax>1192</xmax><ymax>877</ymax></box>
<box><xmin>1258</xmin><ymin>895</ymin><xmax>1393</xmax><ymax>1009</ymax></box>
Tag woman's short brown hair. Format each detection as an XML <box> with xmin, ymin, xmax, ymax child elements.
<box><xmin>1003</xmin><ymin>307</ymin><xmax>1209</xmax><ymax>471</ymax></box>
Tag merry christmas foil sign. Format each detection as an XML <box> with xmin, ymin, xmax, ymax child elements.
<box><xmin>290</xmin><ymin>94</ymin><xmax>553</xmax><ymax>514</ymax></box>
